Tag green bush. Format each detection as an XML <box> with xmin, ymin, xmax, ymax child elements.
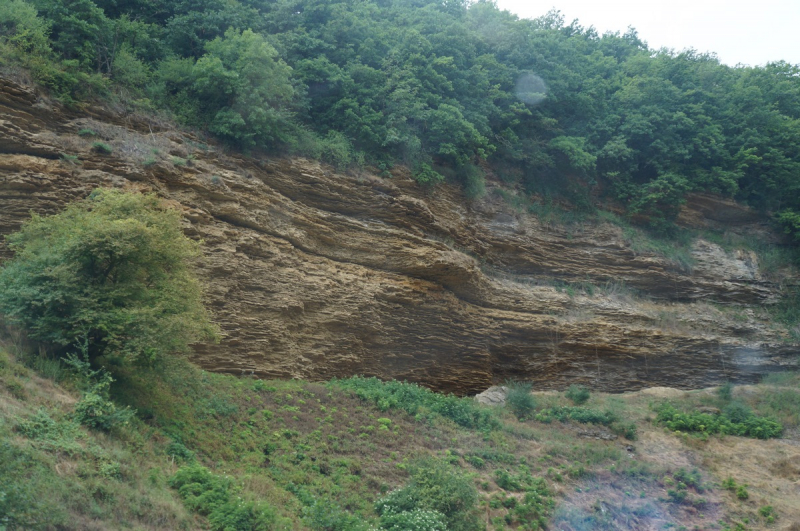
<box><xmin>506</xmin><ymin>381</ymin><xmax>536</xmax><ymax>421</ymax></box>
<box><xmin>565</xmin><ymin>384</ymin><xmax>590</xmax><ymax>405</ymax></box>
<box><xmin>375</xmin><ymin>458</ymin><xmax>482</xmax><ymax>531</ymax></box>
<box><xmin>492</xmin><ymin>468</ymin><xmax>552</xmax><ymax>528</ymax></box>
<box><xmin>377</xmin><ymin>507</ymin><xmax>447</xmax><ymax>531</ymax></box>
<box><xmin>92</xmin><ymin>141</ymin><xmax>113</xmax><ymax>154</ymax></box>
<box><xmin>736</xmin><ymin>485</ymin><xmax>749</xmax><ymax>500</ymax></box>
<box><xmin>0</xmin><ymin>189</ymin><xmax>219</xmax><ymax>365</ymax></box>
<box><xmin>62</xmin><ymin>350</ymin><xmax>135</xmax><ymax>431</ymax></box>
<box><xmin>0</xmin><ymin>0</ymin><xmax>51</xmax><ymax>57</ymax></box>
<box><xmin>156</xmin><ymin>28</ymin><xmax>297</xmax><ymax>149</ymax></box>
<box><xmin>333</xmin><ymin>377</ymin><xmax>498</xmax><ymax>431</ymax></box>
<box><xmin>655</xmin><ymin>403</ymin><xmax>783</xmax><ymax>439</ymax></box>
<box><xmin>412</xmin><ymin>163</ymin><xmax>445</xmax><ymax>186</ymax></box>
<box><xmin>73</xmin><ymin>383</ymin><xmax>134</xmax><ymax>432</ymax></box>
<box><xmin>301</xmin><ymin>497</ymin><xmax>372</xmax><ymax>531</ymax></box>
<box><xmin>717</xmin><ymin>381</ymin><xmax>733</xmax><ymax>401</ymax></box>
<box><xmin>169</xmin><ymin>464</ymin><xmax>279</xmax><ymax>531</ymax></box>
<box><xmin>535</xmin><ymin>406</ymin><xmax>616</xmax><ymax>426</ymax></box>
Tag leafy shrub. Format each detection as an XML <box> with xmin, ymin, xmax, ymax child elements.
<box><xmin>492</xmin><ymin>468</ymin><xmax>552</xmax><ymax>528</ymax></box>
<box><xmin>378</xmin><ymin>507</ymin><xmax>447</xmax><ymax>531</ymax></box>
<box><xmin>412</xmin><ymin>163</ymin><xmax>445</xmax><ymax>186</ymax></box>
<box><xmin>506</xmin><ymin>381</ymin><xmax>536</xmax><ymax>420</ymax></box>
<box><xmin>78</xmin><ymin>128</ymin><xmax>97</xmax><ymax>137</ymax></box>
<box><xmin>74</xmin><ymin>386</ymin><xmax>134</xmax><ymax>432</ymax></box>
<box><xmin>376</xmin><ymin>458</ymin><xmax>482</xmax><ymax>531</ymax></box>
<box><xmin>535</xmin><ymin>406</ymin><xmax>617</xmax><ymax>426</ymax></box>
<box><xmin>14</xmin><ymin>409</ymin><xmax>83</xmax><ymax>456</ymax></box>
<box><xmin>717</xmin><ymin>381</ymin><xmax>733</xmax><ymax>401</ymax></box>
<box><xmin>0</xmin><ymin>189</ymin><xmax>219</xmax><ymax>365</ymax></box>
<box><xmin>655</xmin><ymin>403</ymin><xmax>783</xmax><ymax>439</ymax></box>
<box><xmin>167</xmin><ymin>441</ymin><xmax>194</xmax><ymax>461</ymax></box>
<box><xmin>722</xmin><ymin>401</ymin><xmax>752</xmax><ymax>424</ymax></box>
<box><xmin>673</xmin><ymin>468</ymin><xmax>705</xmax><ymax>492</ymax></box>
<box><xmin>92</xmin><ymin>141</ymin><xmax>113</xmax><ymax>154</ymax></box>
<box><xmin>66</xmin><ymin>354</ymin><xmax>135</xmax><ymax>432</ymax></box>
<box><xmin>301</xmin><ymin>497</ymin><xmax>373</xmax><ymax>531</ymax></box>
<box><xmin>759</xmin><ymin>505</ymin><xmax>775</xmax><ymax>523</ymax></box>
<box><xmin>334</xmin><ymin>377</ymin><xmax>498</xmax><ymax>431</ymax></box>
<box><xmin>736</xmin><ymin>485</ymin><xmax>749</xmax><ymax>500</ymax></box>
<box><xmin>169</xmin><ymin>464</ymin><xmax>279</xmax><ymax>531</ymax></box>
<box><xmin>565</xmin><ymin>384</ymin><xmax>590</xmax><ymax>405</ymax></box>
<box><xmin>59</xmin><ymin>153</ymin><xmax>80</xmax><ymax>165</ymax></box>
<box><xmin>610</xmin><ymin>421</ymin><xmax>638</xmax><ymax>441</ymax></box>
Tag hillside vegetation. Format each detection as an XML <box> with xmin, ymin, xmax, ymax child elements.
<box><xmin>1</xmin><ymin>0</ymin><xmax>800</xmax><ymax>236</ymax></box>
<box><xmin>2</xmin><ymin>339</ymin><xmax>799</xmax><ymax>530</ymax></box>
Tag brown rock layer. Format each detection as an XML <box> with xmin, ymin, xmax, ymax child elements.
<box><xmin>0</xmin><ymin>76</ymin><xmax>797</xmax><ymax>394</ymax></box>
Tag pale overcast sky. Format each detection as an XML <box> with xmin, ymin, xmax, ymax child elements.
<box><xmin>493</xmin><ymin>0</ymin><xmax>800</xmax><ymax>67</ymax></box>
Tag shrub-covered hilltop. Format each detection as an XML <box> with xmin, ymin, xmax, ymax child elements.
<box><xmin>2</xmin><ymin>0</ymin><xmax>800</xmax><ymax>234</ymax></box>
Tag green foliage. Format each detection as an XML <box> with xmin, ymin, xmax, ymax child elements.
<box><xmin>0</xmin><ymin>441</ymin><xmax>63</xmax><ymax>529</ymax></box>
<box><xmin>378</xmin><ymin>507</ymin><xmax>447</xmax><ymax>531</ymax></box>
<box><xmin>14</xmin><ymin>408</ymin><xmax>83</xmax><ymax>455</ymax></box>
<box><xmin>4</xmin><ymin>0</ymin><xmax>800</xmax><ymax>226</ymax></box>
<box><xmin>717</xmin><ymin>381</ymin><xmax>733</xmax><ymax>402</ymax></box>
<box><xmin>300</xmin><ymin>497</ymin><xmax>372</xmax><ymax>531</ymax></box>
<box><xmin>413</xmin><ymin>163</ymin><xmax>445</xmax><ymax>187</ymax></box>
<box><xmin>758</xmin><ymin>505</ymin><xmax>775</xmax><ymax>520</ymax></box>
<box><xmin>736</xmin><ymin>484</ymin><xmax>749</xmax><ymax>500</ymax></box>
<box><xmin>0</xmin><ymin>189</ymin><xmax>219</xmax><ymax>365</ymax></box>
<box><xmin>91</xmin><ymin>141</ymin><xmax>112</xmax><ymax>154</ymax></box>
<box><xmin>506</xmin><ymin>381</ymin><xmax>536</xmax><ymax>421</ymax></box>
<box><xmin>375</xmin><ymin>458</ymin><xmax>482</xmax><ymax>531</ymax></box>
<box><xmin>655</xmin><ymin>403</ymin><xmax>783</xmax><ymax>439</ymax></box>
<box><xmin>158</xmin><ymin>28</ymin><xmax>297</xmax><ymax>149</ymax></box>
<box><xmin>72</xmin><ymin>373</ymin><xmax>135</xmax><ymax>431</ymax></box>
<box><xmin>169</xmin><ymin>464</ymin><xmax>279</xmax><ymax>531</ymax></box>
<box><xmin>535</xmin><ymin>406</ymin><xmax>617</xmax><ymax>426</ymax></box>
<box><xmin>0</xmin><ymin>1</ymin><xmax>51</xmax><ymax>56</ymax></box>
<box><xmin>565</xmin><ymin>384</ymin><xmax>590</xmax><ymax>405</ymax></box>
<box><xmin>492</xmin><ymin>468</ymin><xmax>552</xmax><ymax>528</ymax></box>
<box><xmin>610</xmin><ymin>421</ymin><xmax>638</xmax><ymax>441</ymax></box>
<box><xmin>333</xmin><ymin>377</ymin><xmax>498</xmax><ymax>431</ymax></box>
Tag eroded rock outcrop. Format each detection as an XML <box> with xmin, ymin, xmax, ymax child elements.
<box><xmin>0</xmin><ymin>76</ymin><xmax>797</xmax><ymax>394</ymax></box>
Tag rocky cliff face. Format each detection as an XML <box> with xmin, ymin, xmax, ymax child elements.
<box><xmin>1</xmin><ymin>76</ymin><xmax>797</xmax><ymax>394</ymax></box>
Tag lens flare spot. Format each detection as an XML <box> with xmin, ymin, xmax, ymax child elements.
<box><xmin>515</xmin><ymin>73</ymin><xmax>548</xmax><ymax>105</ymax></box>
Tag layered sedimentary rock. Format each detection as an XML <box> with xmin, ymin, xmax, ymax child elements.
<box><xmin>0</xmin><ymin>76</ymin><xmax>797</xmax><ymax>394</ymax></box>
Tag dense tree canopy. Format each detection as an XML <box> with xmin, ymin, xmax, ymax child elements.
<box><xmin>2</xmin><ymin>0</ymin><xmax>800</xmax><ymax>234</ymax></box>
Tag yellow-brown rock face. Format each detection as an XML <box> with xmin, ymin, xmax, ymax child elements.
<box><xmin>0</xmin><ymin>76</ymin><xmax>797</xmax><ymax>394</ymax></box>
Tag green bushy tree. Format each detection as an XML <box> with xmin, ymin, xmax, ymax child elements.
<box><xmin>0</xmin><ymin>0</ymin><xmax>52</xmax><ymax>57</ymax></box>
<box><xmin>506</xmin><ymin>381</ymin><xmax>536</xmax><ymax>420</ymax></box>
<box><xmin>0</xmin><ymin>189</ymin><xmax>219</xmax><ymax>365</ymax></box>
<box><xmin>157</xmin><ymin>28</ymin><xmax>298</xmax><ymax>149</ymax></box>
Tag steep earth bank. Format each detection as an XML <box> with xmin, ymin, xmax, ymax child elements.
<box><xmin>0</xmin><ymin>76</ymin><xmax>797</xmax><ymax>394</ymax></box>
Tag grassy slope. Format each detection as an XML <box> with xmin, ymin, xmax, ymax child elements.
<box><xmin>1</xmin><ymin>341</ymin><xmax>799</xmax><ymax>531</ymax></box>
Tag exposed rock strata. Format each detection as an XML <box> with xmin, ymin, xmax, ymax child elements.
<box><xmin>0</xmin><ymin>76</ymin><xmax>797</xmax><ymax>394</ymax></box>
